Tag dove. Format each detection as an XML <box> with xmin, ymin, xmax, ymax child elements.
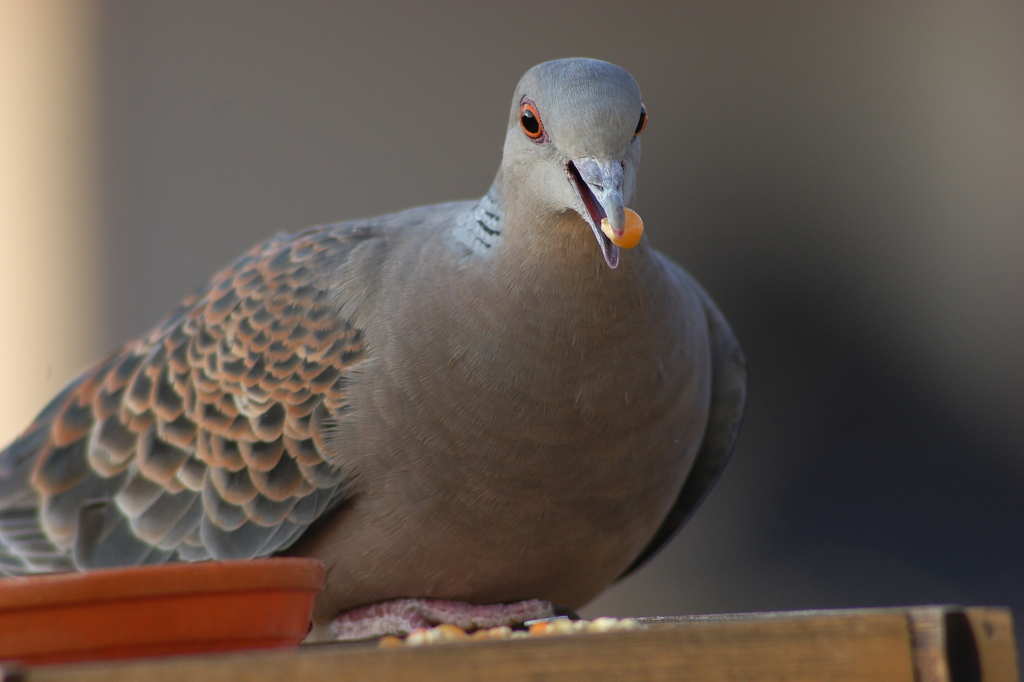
<box><xmin>0</xmin><ymin>58</ymin><xmax>746</xmax><ymax>641</ymax></box>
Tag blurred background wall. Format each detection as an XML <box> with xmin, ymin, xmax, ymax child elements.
<box><xmin>0</xmin><ymin>0</ymin><xmax>102</xmax><ymax>448</ymax></box>
<box><xmin>1</xmin><ymin>0</ymin><xmax>1022</xmax><ymax>629</ymax></box>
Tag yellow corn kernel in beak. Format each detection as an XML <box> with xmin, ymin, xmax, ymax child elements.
<box><xmin>601</xmin><ymin>209</ymin><xmax>644</xmax><ymax>249</ymax></box>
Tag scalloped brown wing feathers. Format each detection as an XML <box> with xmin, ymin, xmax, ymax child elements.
<box><xmin>0</xmin><ymin>223</ymin><xmax>379</xmax><ymax>574</ymax></box>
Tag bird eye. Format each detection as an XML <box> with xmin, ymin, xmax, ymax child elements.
<box><xmin>520</xmin><ymin>101</ymin><xmax>543</xmax><ymax>139</ymax></box>
<box><xmin>634</xmin><ymin>105</ymin><xmax>647</xmax><ymax>136</ymax></box>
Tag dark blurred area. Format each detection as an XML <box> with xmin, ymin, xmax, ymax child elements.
<box><xmin>90</xmin><ymin>1</ymin><xmax>1022</xmax><ymax>627</ymax></box>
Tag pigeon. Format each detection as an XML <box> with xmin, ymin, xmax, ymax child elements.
<box><xmin>0</xmin><ymin>58</ymin><xmax>745</xmax><ymax>641</ymax></box>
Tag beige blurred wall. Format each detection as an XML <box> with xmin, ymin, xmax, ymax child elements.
<box><xmin>0</xmin><ymin>1</ymin><xmax>101</xmax><ymax>446</ymax></box>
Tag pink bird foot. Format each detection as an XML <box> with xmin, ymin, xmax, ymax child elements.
<box><xmin>331</xmin><ymin>598</ymin><xmax>563</xmax><ymax>641</ymax></box>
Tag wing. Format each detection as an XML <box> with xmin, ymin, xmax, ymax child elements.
<box><xmin>0</xmin><ymin>222</ymin><xmax>382</xmax><ymax>574</ymax></box>
<box><xmin>618</xmin><ymin>262</ymin><xmax>747</xmax><ymax>578</ymax></box>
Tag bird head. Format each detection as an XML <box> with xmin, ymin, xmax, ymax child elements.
<box><xmin>502</xmin><ymin>58</ymin><xmax>647</xmax><ymax>269</ymax></box>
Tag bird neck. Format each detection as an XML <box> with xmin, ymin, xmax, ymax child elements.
<box><xmin>486</xmin><ymin>174</ymin><xmax>652</xmax><ymax>304</ymax></box>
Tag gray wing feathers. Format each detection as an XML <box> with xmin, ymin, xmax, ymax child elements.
<box><xmin>0</xmin><ymin>222</ymin><xmax>378</xmax><ymax>575</ymax></box>
<box><xmin>0</xmin><ymin>382</ymin><xmax>85</xmax><ymax>574</ymax></box>
<box><xmin>619</xmin><ymin>262</ymin><xmax>747</xmax><ymax>578</ymax></box>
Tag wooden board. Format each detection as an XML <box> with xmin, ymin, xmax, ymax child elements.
<box><xmin>3</xmin><ymin>605</ymin><xmax>1017</xmax><ymax>682</ymax></box>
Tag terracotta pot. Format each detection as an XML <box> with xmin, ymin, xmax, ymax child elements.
<box><xmin>0</xmin><ymin>557</ymin><xmax>324</xmax><ymax>665</ymax></box>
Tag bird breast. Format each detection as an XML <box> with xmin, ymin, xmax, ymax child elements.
<box><xmin>299</xmin><ymin>221</ymin><xmax>712</xmax><ymax>619</ymax></box>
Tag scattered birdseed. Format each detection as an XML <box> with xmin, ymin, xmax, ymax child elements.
<box><xmin>378</xmin><ymin>617</ymin><xmax>643</xmax><ymax>647</ymax></box>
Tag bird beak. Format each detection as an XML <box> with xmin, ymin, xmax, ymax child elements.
<box><xmin>567</xmin><ymin>158</ymin><xmax>627</xmax><ymax>269</ymax></box>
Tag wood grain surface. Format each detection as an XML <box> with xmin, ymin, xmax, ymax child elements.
<box><xmin>11</xmin><ymin>606</ymin><xmax>1018</xmax><ymax>682</ymax></box>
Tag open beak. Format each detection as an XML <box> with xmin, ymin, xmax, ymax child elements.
<box><xmin>567</xmin><ymin>158</ymin><xmax>629</xmax><ymax>269</ymax></box>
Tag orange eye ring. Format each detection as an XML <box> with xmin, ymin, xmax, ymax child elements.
<box><xmin>634</xmin><ymin>104</ymin><xmax>648</xmax><ymax>136</ymax></box>
<box><xmin>520</xmin><ymin>101</ymin><xmax>544</xmax><ymax>139</ymax></box>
